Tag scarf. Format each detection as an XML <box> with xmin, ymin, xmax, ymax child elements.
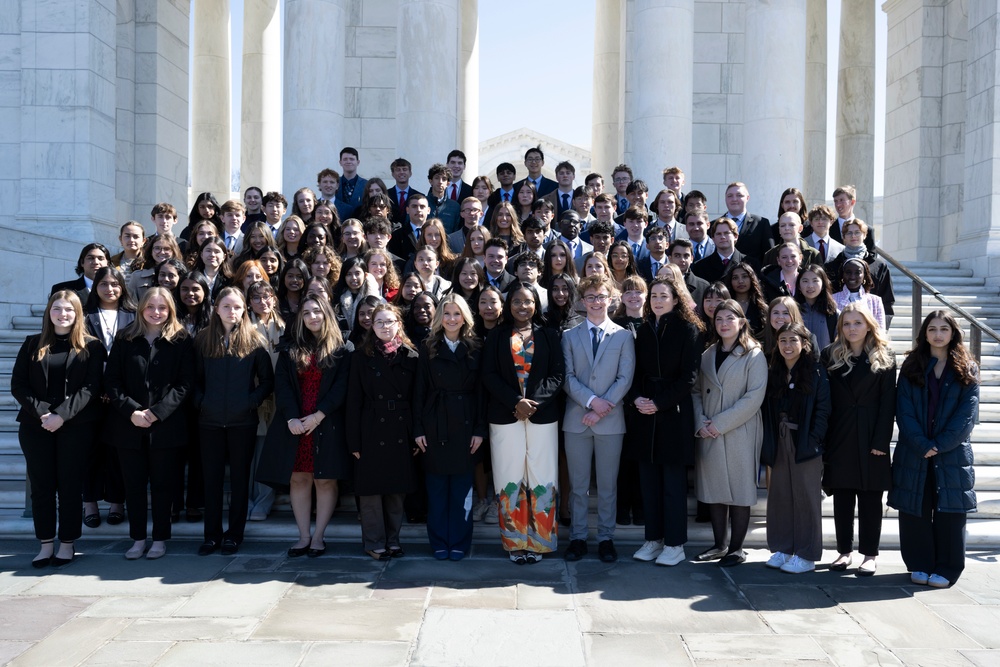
<box><xmin>842</xmin><ymin>245</ymin><xmax>866</xmax><ymax>261</ymax></box>
<box><xmin>377</xmin><ymin>334</ymin><xmax>403</xmax><ymax>356</ymax></box>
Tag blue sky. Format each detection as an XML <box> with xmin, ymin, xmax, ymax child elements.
<box><xmin>218</xmin><ymin>0</ymin><xmax>885</xmax><ymax>195</ymax></box>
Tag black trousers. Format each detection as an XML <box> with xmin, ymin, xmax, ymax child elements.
<box><xmin>898</xmin><ymin>465</ymin><xmax>968</xmax><ymax>583</ymax></box>
<box><xmin>832</xmin><ymin>488</ymin><xmax>884</xmax><ymax>556</ymax></box>
<box><xmin>118</xmin><ymin>443</ymin><xmax>182</xmax><ymax>541</ymax></box>
<box><xmin>200</xmin><ymin>424</ymin><xmax>257</xmax><ymax>544</ymax></box>
<box><xmin>83</xmin><ymin>437</ymin><xmax>125</xmax><ymax>505</ymax></box>
<box><xmin>173</xmin><ymin>424</ymin><xmax>204</xmax><ymax>513</ymax></box>
<box><xmin>617</xmin><ymin>456</ymin><xmax>644</xmax><ymax>522</ymax></box>
<box><xmin>19</xmin><ymin>420</ymin><xmax>92</xmax><ymax>542</ymax></box>
<box><xmin>639</xmin><ymin>462</ymin><xmax>688</xmax><ymax>546</ymax></box>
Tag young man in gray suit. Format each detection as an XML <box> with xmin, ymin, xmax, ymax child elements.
<box><xmin>561</xmin><ymin>275</ymin><xmax>636</xmax><ymax>563</ymax></box>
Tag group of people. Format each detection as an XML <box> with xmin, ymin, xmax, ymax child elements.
<box><xmin>11</xmin><ymin>145</ymin><xmax>978</xmax><ymax>588</ymax></box>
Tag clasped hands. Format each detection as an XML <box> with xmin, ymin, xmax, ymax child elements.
<box><xmin>582</xmin><ymin>397</ymin><xmax>614</xmax><ymax>428</ymax></box>
<box><xmin>697</xmin><ymin>419</ymin><xmax>721</xmax><ymax>439</ymax></box>
<box><xmin>288</xmin><ymin>411</ymin><xmax>325</xmax><ymax>436</ymax></box>
<box><xmin>129</xmin><ymin>410</ymin><xmax>158</xmax><ymax>429</ymax></box>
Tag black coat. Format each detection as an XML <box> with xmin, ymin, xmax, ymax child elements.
<box><xmin>11</xmin><ymin>335</ymin><xmax>106</xmax><ymax>425</ymax></box>
<box><xmin>624</xmin><ymin>313</ymin><xmax>700</xmax><ymax>465</ymax></box>
<box><xmin>103</xmin><ymin>334</ymin><xmax>194</xmax><ymax>449</ymax></box>
<box><xmin>50</xmin><ymin>276</ymin><xmax>90</xmax><ymax>304</ymax></box>
<box><xmin>257</xmin><ymin>344</ymin><xmax>353</xmax><ymax>486</ymax></box>
<box><xmin>481</xmin><ymin>323</ymin><xmax>565</xmax><ymax>425</ymax></box>
<box><xmin>760</xmin><ymin>266</ymin><xmax>798</xmax><ymax>304</ymax></box>
<box><xmin>761</xmin><ymin>360</ymin><xmax>832</xmax><ymax>465</ymax></box>
<box><xmin>193</xmin><ymin>345</ymin><xmax>275</xmax><ymax>428</ymax></box>
<box><xmin>346</xmin><ymin>345</ymin><xmax>419</xmax><ymax>495</ymax></box>
<box><xmin>733</xmin><ymin>213</ymin><xmax>774</xmax><ymax>265</ymax></box>
<box><xmin>821</xmin><ymin>348</ymin><xmax>896</xmax><ymax>491</ymax></box>
<box><xmin>413</xmin><ymin>341</ymin><xmax>487</xmax><ymax>475</ymax></box>
<box><xmin>691</xmin><ymin>249</ymin><xmax>748</xmax><ymax>285</ymax></box>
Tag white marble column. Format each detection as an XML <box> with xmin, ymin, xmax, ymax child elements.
<box><xmin>191</xmin><ymin>0</ymin><xmax>232</xmax><ymax>201</ymax></box>
<box><xmin>591</xmin><ymin>0</ymin><xmax>625</xmax><ymax>178</ymax></box>
<box><xmin>459</xmin><ymin>0</ymin><xmax>479</xmax><ymax>177</ymax></box>
<box><xmin>396</xmin><ymin>0</ymin><xmax>460</xmax><ymax>174</ymax></box>
<box><xmin>241</xmin><ymin>0</ymin><xmax>281</xmax><ymax>194</ymax></box>
<box><xmin>803</xmin><ymin>0</ymin><xmax>827</xmax><ymax>206</ymax></box>
<box><xmin>835</xmin><ymin>0</ymin><xmax>876</xmax><ymax>225</ymax></box>
<box><xmin>283</xmin><ymin>0</ymin><xmax>346</xmax><ymax>198</ymax></box>
<box><xmin>742</xmin><ymin>0</ymin><xmax>806</xmax><ymax>212</ymax></box>
<box><xmin>630</xmin><ymin>0</ymin><xmax>693</xmax><ymax>185</ymax></box>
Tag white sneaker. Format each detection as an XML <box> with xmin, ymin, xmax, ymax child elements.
<box><xmin>766</xmin><ymin>552</ymin><xmax>791</xmax><ymax>569</ymax></box>
<box><xmin>655</xmin><ymin>545</ymin><xmax>686</xmax><ymax>567</ymax></box>
<box><xmin>780</xmin><ymin>555</ymin><xmax>815</xmax><ymax>574</ymax></box>
<box><xmin>471</xmin><ymin>499</ymin><xmax>488</xmax><ymax>522</ymax></box>
<box><xmin>484</xmin><ymin>501</ymin><xmax>498</xmax><ymax>525</ymax></box>
<box><xmin>632</xmin><ymin>539</ymin><xmax>664</xmax><ymax>562</ymax></box>
<box><xmin>928</xmin><ymin>574</ymin><xmax>950</xmax><ymax>588</ymax></box>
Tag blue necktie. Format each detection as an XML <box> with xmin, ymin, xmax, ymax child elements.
<box><xmin>591</xmin><ymin>327</ymin><xmax>602</xmax><ymax>358</ymax></box>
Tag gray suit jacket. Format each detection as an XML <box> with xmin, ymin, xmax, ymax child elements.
<box><xmin>805</xmin><ymin>234</ymin><xmax>845</xmax><ymax>264</ymax></box>
<box><xmin>561</xmin><ymin>320</ymin><xmax>635</xmax><ymax>435</ymax></box>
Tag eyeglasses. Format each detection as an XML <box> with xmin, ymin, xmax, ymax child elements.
<box><xmin>372</xmin><ymin>320</ymin><xmax>397</xmax><ymax>329</ymax></box>
<box><xmin>584</xmin><ymin>294</ymin><xmax>610</xmax><ymax>304</ymax></box>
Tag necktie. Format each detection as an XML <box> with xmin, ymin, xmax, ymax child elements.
<box><xmin>591</xmin><ymin>327</ymin><xmax>602</xmax><ymax>358</ymax></box>
<box><xmin>693</xmin><ymin>245</ymin><xmax>702</xmax><ymax>262</ymax></box>
<box><xmin>503</xmin><ymin>192</ymin><xmax>510</xmax><ymax>202</ymax></box>
<box><xmin>226</xmin><ymin>235</ymin><xmax>234</xmax><ymax>251</ymax></box>
<box><xmin>398</xmin><ymin>189</ymin><xmax>406</xmax><ymax>210</ymax></box>
<box><xmin>818</xmin><ymin>239</ymin><xmax>826</xmax><ymax>261</ymax></box>
<box><xmin>651</xmin><ymin>260</ymin><xmax>660</xmax><ymax>276</ymax></box>
<box><xmin>631</xmin><ymin>242</ymin><xmax>640</xmax><ymax>256</ymax></box>
<box><xmin>722</xmin><ymin>257</ymin><xmax>730</xmax><ymax>268</ymax></box>
<box><xmin>450</xmin><ymin>184</ymin><xmax>458</xmax><ymax>201</ymax></box>
<box><xmin>561</xmin><ymin>193</ymin><xmax>569</xmax><ymax>211</ymax></box>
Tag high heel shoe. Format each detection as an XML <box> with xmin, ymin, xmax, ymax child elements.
<box><xmin>51</xmin><ymin>541</ymin><xmax>75</xmax><ymax>567</ymax></box>
<box><xmin>32</xmin><ymin>540</ymin><xmax>54</xmax><ymax>569</ymax></box>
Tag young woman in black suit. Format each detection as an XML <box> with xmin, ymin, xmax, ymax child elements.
<box><xmin>104</xmin><ymin>287</ymin><xmax>193</xmax><ymax>560</ymax></box>
<box><xmin>193</xmin><ymin>287</ymin><xmax>275</xmax><ymax>556</ymax></box>
<box><xmin>11</xmin><ymin>290</ymin><xmax>106</xmax><ymax>567</ymax></box>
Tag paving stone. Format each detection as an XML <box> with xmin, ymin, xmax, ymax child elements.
<box><xmin>285</xmin><ymin>576</ymin><xmax>375</xmax><ymax>600</ymax></box>
<box><xmin>371</xmin><ymin>584</ymin><xmax>429</xmax><ymax>600</ymax></box>
<box><xmin>80</xmin><ymin>640</ymin><xmax>172</xmax><ymax>665</ymax></box>
<box><xmin>9</xmin><ymin>617</ymin><xmax>130</xmax><ymax>666</ymax></box>
<box><xmin>117</xmin><ymin>617</ymin><xmax>258</xmax><ymax>642</ymax></box>
<box><xmin>0</xmin><ymin>642</ymin><xmax>31</xmax><ymax>665</ymax></box>
<box><xmin>302</xmin><ymin>641</ymin><xmax>412</xmax><ymax>666</ymax></box>
<box><xmin>890</xmin><ymin>649</ymin><xmax>977</xmax><ymax>666</ymax></box>
<box><xmin>955</xmin><ymin>562</ymin><xmax>1000</xmax><ymax>605</ymax></box>
<box><xmin>25</xmin><ymin>557</ymin><xmax>225</xmax><ymax>597</ymax></box>
<box><xmin>410</xmin><ymin>608</ymin><xmax>584</xmax><ymax>667</ymax></box>
<box><xmin>0</xmin><ymin>571</ymin><xmax>44</xmax><ymax>596</ymax></box>
<box><xmin>740</xmin><ymin>583</ymin><xmax>839</xmax><ymax>611</ymax></box>
<box><xmin>931</xmin><ymin>605</ymin><xmax>1000</xmax><ymax>649</ymax></box>
<box><xmin>812</xmin><ymin>635</ymin><xmax>903</xmax><ymax>667</ymax></box>
<box><xmin>382</xmin><ymin>556</ymin><xmax>566</xmax><ymax>584</ymax></box>
<box><xmin>156</xmin><ymin>641</ymin><xmax>307</xmax><ymax>666</ymax></box>
<box><xmin>825</xmin><ymin>587</ymin><xmax>980</xmax><ymax>649</ymax></box>
<box><xmin>516</xmin><ymin>583</ymin><xmax>575</xmax><ymax>610</ymax></box>
<box><xmin>80</xmin><ymin>597</ymin><xmax>187</xmax><ymax>618</ymax></box>
<box><xmin>221</xmin><ymin>555</ymin><xmax>285</xmax><ymax>573</ymax></box>
<box><xmin>254</xmin><ymin>598</ymin><xmax>424</xmax><ymax>641</ymax></box>
<box><xmin>683</xmin><ymin>633</ymin><xmax>829</xmax><ymax>662</ymax></box>
<box><xmin>584</xmin><ymin>632</ymin><xmax>691</xmax><ymax>666</ymax></box>
<box><xmin>427</xmin><ymin>584</ymin><xmax>516</xmax><ymax>608</ymax></box>
<box><xmin>909</xmin><ymin>585</ymin><xmax>979</xmax><ymax>605</ymax></box>
<box><xmin>0</xmin><ymin>596</ymin><xmax>96</xmax><ymax>640</ymax></box>
<box><xmin>172</xmin><ymin>574</ymin><xmax>294</xmax><ymax>617</ymax></box>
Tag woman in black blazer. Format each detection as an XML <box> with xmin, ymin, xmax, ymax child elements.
<box><xmin>104</xmin><ymin>287</ymin><xmax>193</xmax><ymax>560</ymax></box>
<box><xmin>11</xmin><ymin>290</ymin><xmax>106</xmax><ymax>567</ymax></box>
<box><xmin>413</xmin><ymin>293</ymin><xmax>486</xmax><ymax>561</ymax></box>
<box><xmin>481</xmin><ymin>282</ymin><xmax>565</xmax><ymax>564</ymax></box>
<box><xmin>193</xmin><ymin>287</ymin><xmax>275</xmax><ymax>556</ymax></box>
<box><xmin>258</xmin><ymin>296</ymin><xmax>353</xmax><ymax>558</ymax></box>
<box><xmin>81</xmin><ymin>266</ymin><xmax>135</xmax><ymax>528</ymax></box>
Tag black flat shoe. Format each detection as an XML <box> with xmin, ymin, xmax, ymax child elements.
<box><xmin>51</xmin><ymin>542</ymin><xmax>75</xmax><ymax>567</ymax></box>
<box><xmin>32</xmin><ymin>540</ymin><xmax>54</xmax><ymax>568</ymax></box>
<box><xmin>287</xmin><ymin>545</ymin><xmax>309</xmax><ymax>558</ymax></box>
<box><xmin>558</xmin><ymin>515</ymin><xmax>571</xmax><ymax>528</ymax></box>
<box><xmin>696</xmin><ymin>546</ymin><xmax>727</xmax><ymax>562</ymax></box>
<box><xmin>106</xmin><ymin>511</ymin><xmax>125</xmax><ymax>526</ymax></box>
<box><xmin>366</xmin><ymin>549</ymin><xmax>388</xmax><ymax>561</ymax></box>
<box><xmin>84</xmin><ymin>513</ymin><xmax>101</xmax><ymax>529</ymax></box>
<box><xmin>220</xmin><ymin>539</ymin><xmax>239</xmax><ymax>556</ymax></box>
<box><xmin>718</xmin><ymin>550</ymin><xmax>747</xmax><ymax>567</ymax></box>
<box><xmin>186</xmin><ymin>509</ymin><xmax>203</xmax><ymax>523</ymax></box>
<box><xmin>307</xmin><ymin>545</ymin><xmax>326</xmax><ymax>558</ymax></box>
<box><xmin>197</xmin><ymin>540</ymin><xmax>219</xmax><ymax>556</ymax></box>
<box><xmin>388</xmin><ymin>546</ymin><xmax>405</xmax><ymax>558</ymax></box>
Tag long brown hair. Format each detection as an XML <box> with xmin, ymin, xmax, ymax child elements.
<box><xmin>289</xmin><ymin>296</ymin><xmax>345</xmax><ymax>370</ymax></box>
<box><xmin>645</xmin><ymin>276</ymin><xmax>704</xmax><ymax>332</ymax></box>
<box><xmin>708</xmin><ymin>299</ymin><xmax>759</xmax><ymax>353</ymax></box>
<box><xmin>36</xmin><ymin>291</ymin><xmax>94</xmax><ymax>360</ymax></box>
<box><xmin>195</xmin><ymin>287</ymin><xmax>265</xmax><ymax>358</ymax></box>
<box><xmin>121</xmin><ymin>287</ymin><xmax>188</xmax><ymax>342</ymax></box>
<box><xmin>900</xmin><ymin>310</ymin><xmax>979</xmax><ymax>387</ymax></box>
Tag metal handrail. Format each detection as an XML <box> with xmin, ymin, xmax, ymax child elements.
<box><xmin>877</xmin><ymin>246</ymin><xmax>1000</xmax><ymax>366</ymax></box>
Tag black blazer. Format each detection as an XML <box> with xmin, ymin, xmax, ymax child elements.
<box><xmin>481</xmin><ymin>323</ymin><xmax>565</xmax><ymax>425</ymax></box>
<box><xmin>485</xmin><ymin>270</ymin><xmax>517</xmax><ymax>294</ymax></box>
<box><xmin>761</xmin><ymin>360</ymin><xmax>831</xmax><ymax>465</ymax></box>
<box><xmin>514</xmin><ymin>176</ymin><xmax>558</xmax><ymax>198</ymax></box>
<box><xmin>388</xmin><ymin>225</ymin><xmax>420</xmax><ymax>262</ymax></box>
<box><xmin>683</xmin><ymin>271</ymin><xmax>709</xmax><ymax>306</ymax></box>
<box><xmin>84</xmin><ymin>310</ymin><xmax>137</xmax><ymax>347</ymax></box>
<box><xmin>11</xmin><ymin>335</ymin><xmax>106</xmax><ymax>425</ymax></box>
<box><xmin>733</xmin><ymin>213</ymin><xmax>773</xmax><ymax>265</ymax></box>
<box><xmin>50</xmin><ymin>276</ymin><xmax>89</xmax><ymax>304</ymax></box>
<box><xmin>103</xmin><ymin>333</ymin><xmax>194</xmax><ymax>449</ymax></box>
<box><xmin>691</xmin><ymin>249</ymin><xmax>748</xmax><ymax>284</ymax></box>
<box><xmin>388</xmin><ymin>186</ymin><xmax>424</xmax><ymax>225</ymax></box>
<box><xmin>258</xmin><ymin>344</ymin><xmax>354</xmax><ymax>486</ymax></box>
<box><xmin>193</xmin><ymin>345</ymin><xmax>275</xmax><ymax>428</ymax></box>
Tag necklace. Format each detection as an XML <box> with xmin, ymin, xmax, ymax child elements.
<box><xmin>98</xmin><ymin>308</ymin><xmax>118</xmax><ymax>348</ymax></box>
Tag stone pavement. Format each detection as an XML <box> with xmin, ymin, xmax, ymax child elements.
<box><xmin>0</xmin><ymin>538</ymin><xmax>998</xmax><ymax>666</ymax></box>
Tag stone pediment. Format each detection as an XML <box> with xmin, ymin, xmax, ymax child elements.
<box><xmin>478</xmin><ymin>128</ymin><xmax>592</xmax><ymax>181</ymax></box>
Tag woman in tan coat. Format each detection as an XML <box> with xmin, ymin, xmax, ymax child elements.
<box><xmin>692</xmin><ymin>299</ymin><xmax>768</xmax><ymax>567</ymax></box>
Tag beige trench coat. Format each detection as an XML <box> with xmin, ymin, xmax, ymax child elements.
<box><xmin>691</xmin><ymin>343</ymin><xmax>768</xmax><ymax>506</ymax></box>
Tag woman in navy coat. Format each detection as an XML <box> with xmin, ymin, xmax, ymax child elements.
<box><xmin>889</xmin><ymin>311</ymin><xmax>979</xmax><ymax>587</ymax></box>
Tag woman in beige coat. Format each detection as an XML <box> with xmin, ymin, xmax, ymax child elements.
<box><xmin>692</xmin><ymin>299</ymin><xmax>768</xmax><ymax>567</ymax></box>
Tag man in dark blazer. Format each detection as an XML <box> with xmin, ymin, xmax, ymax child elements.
<box><xmin>486</xmin><ymin>162</ymin><xmax>518</xmax><ymax>209</ymax></box>
<box><xmin>541</xmin><ymin>161</ymin><xmax>578</xmax><ymax>219</ymax></box>
<box><xmin>831</xmin><ymin>185</ymin><xmax>875</xmax><ymax>252</ymax></box>
<box><xmin>50</xmin><ymin>243</ymin><xmax>112</xmax><ymax>304</ymax></box>
<box><xmin>483</xmin><ymin>238</ymin><xmax>516</xmax><ymax>293</ymax></box>
<box><xmin>723</xmin><ymin>182</ymin><xmax>772</xmax><ymax>266</ymax></box>
<box><xmin>387</xmin><ymin>157</ymin><xmax>423</xmax><ymax>225</ymax></box>
<box><xmin>388</xmin><ymin>194</ymin><xmax>429</xmax><ymax>262</ymax></box>
<box><xmin>668</xmin><ymin>239</ymin><xmax>709</xmax><ymax>305</ymax></box>
<box><xmin>444</xmin><ymin>149</ymin><xmax>474</xmax><ymax>203</ymax></box>
<box><xmin>335</xmin><ymin>147</ymin><xmax>367</xmax><ymax>221</ymax></box>
<box><xmin>447</xmin><ymin>197</ymin><xmax>484</xmax><ymax>254</ymax></box>
<box><xmin>513</xmin><ymin>146</ymin><xmax>557</xmax><ymax>198</ymax></box>
<box><xmin>691</xmin><ymin>218</ymin><xmax>748</xmax><ymax>284</ymax></box>
<box><xmin>636</xmin><ymin>226</ymin><xmax>670</xmax><ymax>282</ymax></box>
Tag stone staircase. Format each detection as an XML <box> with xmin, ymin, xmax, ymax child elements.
<box><xmin>1</xmin><ymin>261</ymin><xmax>998</xmax><ymax>548</ymax></box>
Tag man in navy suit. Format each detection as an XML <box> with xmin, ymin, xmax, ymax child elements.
<box><xmin>513</xmin><ymin>146</ymin><xmax>557</xmax><ymax>197</ymax></box>
<box><xmin>335</xmin><ymin>147</ymin><xmax>366</xmax><ymax>221</ymax></box>
<box><xmin>637</xmin><ymin>226</ymin><xmax>669</xmax><ymax>282</ymax></box>
<box><xmin>691</xmin><ymin>217</ymin><xmax>748</xmax><ymax>284</ymax></box>
<box><xmin>831</xmin><ymin>184</ymin><xmax>875</xmax><ymax>252</ymax></box>
<box><xmin>723</xmin><ymin>181</ymin><xmax>772</xmax><ymax>266</ymax></box>
<box><xmin>444</xmin><ymin>149</ymin><xmax>473</xmax><ymax>203</ymax></box>
<box><xmin>684</xmin><ymin>211</ymin><xmax>715</xmax><ymax>263</ymax></box>
<box><xmin>542</xmin><ymin>161</ymin><xmax>577</xmax><ymax>219</ymax></box>
<box><xmin>387</xmin><ymin>157</ymin><xmax>423</xmax><ymax>225</ymax></box>
<box><xmin>483</xmin><ymin>238</ymin><xmax>516</xmax><ymax>293</ymax></box>
<box><xmin>561</xmin><ymin>274</ymin><xmax>635</xmax><ymax>563</ymax></box>
<box><xmin>50</xmin><ymin>243</ymin><xmax>111</xmax><ymax>303</ymax></box>
<box><xmin>486</xmin><ymin>162</ymin><xmax>518</xmax><ymax>209</ymax></box>
<box><xmin>618</xmin><ymin>207</ymin><xmax>650</xmax><ymax>264</ymax></box>
<box><xmin>611</xmin><ymin>164</ymin><xmax>634</xmax><ymax>215</ymax></box>
<box><xmin>668</xmin><ymin>239</ymin><xmax>709</xmax><ymax>305</ymax></box>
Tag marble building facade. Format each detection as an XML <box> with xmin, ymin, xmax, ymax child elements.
<box><xmin>1</xmin><ymin>0</ymin><xmax>999</xmax><ymax>321</ymax></box>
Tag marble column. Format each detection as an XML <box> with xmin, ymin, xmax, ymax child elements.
<box><xmin>396</xmin><ymin>0</ymin><xmax>459</xmax><ymax>174</ymax></box>
<box><xmin>803</xmin><ymin>0</ymin><xmax>827</xmax><ymax>206</ymax></box>
<box><xmin>630</xmin><ymin>0</ymin><xmax>693</xmax><ymax>185</ymax></box>
<box><xmin>742</xmin><ymin>0</ymin><xmax>806</xmax><ymax>213</ymax></box>
<box><xmin>241</xmin><ymin>0</ymin><xmax>281</xmax><ymax>194</ymax></box>
<box><xmin>191</xmin><ymin>0</ymin><xmax>232</xmax><ymax>201</ymax></box>
<box><xmin>835</xmin><ymin>0</ymin><xmax>876</xmax><ymax>226</ymax></box>
<box><xmin>459</xmin><ymin>0</ymin><xmax>480</xmax><ymax>177</ymax></box>
<box><xmin>591</xmin><ymin>0</ymin><xmax>625</xmax><ymax>178</ymax></box>
<box><xmin>283</xmin><ymin>0</ymin><xmax>346</xmax><ymax>198</ymax></box>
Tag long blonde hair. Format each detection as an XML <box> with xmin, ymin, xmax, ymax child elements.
<box><xmin>36</xmin><ymin>291</ymin><xmax>94</xmax><ymax>360</ymax></box>
<box><xmin>826</xmin><ymin>302</ymin><xmax>894</xmax><ymax>374</ymax></box>
<box><xmin>195</xmin><ymin>287</ymin><xmax>265</xmax><ymax>358</ymax></box>
<box><xmin>425</xmin><ymin>293</ymin><xmax>479</xmax><ymax>358</ymax></box>
<box><xmin>121</xmin><ymin>287</ymin><xmax>188</xmax><ymax>343</ymax></box>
